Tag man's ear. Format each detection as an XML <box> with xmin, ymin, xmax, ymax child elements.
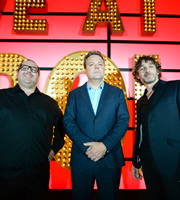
<box><xmin>136</xmin><ymin>73</ymin><xmax>140</xmax><ymax>80</ymax></box>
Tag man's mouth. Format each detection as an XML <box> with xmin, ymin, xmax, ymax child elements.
<box><xmin>144</xmin><ymin>73</ymin><xmax>152</xmax><ymax>77</ymax></box>
<box><xmin>23</xmin><ymin>73</ymin><xmax>33</xmax><ymax>78</ymax></box>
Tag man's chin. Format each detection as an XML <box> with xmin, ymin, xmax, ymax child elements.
<box><xmin>20</xmin><ymin>81</ymin><xmax>37</xmax><ymax>88</ymax></box>
<box><xmin>144</xmin><ymin>79</ymin><xmax>157</xmax><ymax>84</ymax></box>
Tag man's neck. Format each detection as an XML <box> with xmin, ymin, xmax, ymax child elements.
<box><xmin>145</xmin><ymin>79</ymin><xmax>159</xmax><ymax>93</ymax></box>
<box><xmin>88</xmin><ymin>80</ymin><xmax>103</xmax><ymax>90</ymax></box>
<box><xmin>19</xmin><ymin>84</ymin><xmax>36</xmax><ymax>96</ymax></box>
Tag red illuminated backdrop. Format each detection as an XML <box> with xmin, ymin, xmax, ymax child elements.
<box><xmin>0</xmin><ymin>0</ymin><xmax>180</xmax><ymax>190</ymax></box>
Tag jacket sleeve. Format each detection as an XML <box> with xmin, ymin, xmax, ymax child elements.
<box><xmin>167</xmin><ymin>81</ymin><xmax>180</xmax><ymax>150</ymax></box>
<box><xmin>132</xmin><ymin>129</ymin><xmax>142</xmax><ymax>169</ymax></box>
<box><xmin>101</xmin><ymin>89</ymin><xmax>130</xmax><ymax>152</ymax></box>
<box><xmin>51</xmin><ymin>101</ymin><xmax>65</xmax><ymax>154</ymax></box>
<box><xmin>132</xmin><ymin>100</ymin><xmax>142</xmax><ymax>169</ymax></box>
<box><xmin>63</xmin><ymin>91</ymin><xmax>94</xmax><ymax>153</ymax></box>
<box><xmin>178</xmin><ymin>81</ymin><xmax>180</xmax><ymax>114</ymax></box>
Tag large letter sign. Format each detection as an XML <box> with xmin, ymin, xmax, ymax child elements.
<box><xmin>10</xmin><ymin>0</ymin><xmax>156</xmax><ymax>34</ymax></box>
<box><xmin>83</xmin><ymin>0</ymin><xmax>124</xmax><ymax>35</ymax></box>
<box><xmin>13</xmin><ymin>0</ymin><xmax>47</xmax><ymax>33</ymax></box>
<box><xmin>142</xmin><ymin>0</ymin><xmax>156</xmax><ymax>33</ymax></box>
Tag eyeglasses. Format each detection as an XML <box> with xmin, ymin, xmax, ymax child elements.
<box><xmin>20</xmin><ymin>65</ymin><xmax>39</xmax><ymax>73</ymax></box>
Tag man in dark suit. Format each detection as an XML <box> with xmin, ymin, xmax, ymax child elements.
<box><xmin>63</xmin><ymin>51</ymin><xmax>129</xmax><ymax>200</ymax></box>
<box><xmin>131</xmin><ymin>56</ymin><xmax>180</xmax><ymax>200</ymax></box>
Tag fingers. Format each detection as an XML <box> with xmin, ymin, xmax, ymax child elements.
<box><xmin>88</xmin><ymin>153</ymin><xmax>102</xmax><ymax>162</ymax></box>
<box><xmin>138</xmin><ymin>173</ymin><xmax>143</xmax><ymax>180</ymax></box>
<box><xmin>132</xmin><ymin>169</ymin><xmax>138</xmax><ymax>181</ymax></box>
<box><xmin>84</xmin><ymin>142</ymin><xmax>107</xmax><ymax>162</ymax></box>
<box><xmin>132</xmin><ymin>167</ymin><xmax>143</xmax><ymax>181</ymax></box>
<box><xmin>83</xmin><ymin>142</ymin><xmax>94</xmax><ymax>146</ymax></box>
<box><xmin>48</xmin><ymin>149</ymin><xmax>55</xmax><ymax>162</ymax></box>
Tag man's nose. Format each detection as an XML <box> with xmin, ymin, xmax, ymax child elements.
<box><xmin>144</xmin><ymin>67</ymin><xmax>150</xmax><ymax>73</ymax></box>
<box><xmin>94</xmin><ymin>64</ymin><xmax>99</xmax><ymax>68</ymax></box>
<box><xmin>27</xmin><ymin>67</ymin><xmax>32</xmax><ymax>72</ymax></box>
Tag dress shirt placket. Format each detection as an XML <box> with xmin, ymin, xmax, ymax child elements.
<box><xmin>92</xmin><ymin>89</ymin><xmax>99</xmax><ymax>115</ymax></box>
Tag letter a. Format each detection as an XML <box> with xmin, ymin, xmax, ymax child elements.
<box><xmin>83</xmin><ymin>0</ymin><xmax>124</xmax><ymax>35</ymax></box>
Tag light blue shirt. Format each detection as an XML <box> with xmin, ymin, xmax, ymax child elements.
<box><xmin>87</xmin><ymin>81</ymin><xmax>104</xmax><ymax>115</ymax></box>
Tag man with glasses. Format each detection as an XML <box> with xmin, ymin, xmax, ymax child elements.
<box><xmin>0</xmin><ymin>59</ymin><xmax>64</xmax><ymax>200</ymax></box>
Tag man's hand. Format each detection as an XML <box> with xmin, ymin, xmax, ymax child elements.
<box><xmin>48</xmin><ymin>149</ymin><xmax>55</xmax><ymax>162</ymax></box>
<box><xmin>132</xmin><ymin>166</ymin><xmax>143</xmax><ymax>181</ymax></box>
<box><xmin>83</xmin><ymin>142</ymin><xmax>107</xmax><ymax>162</ymax></box>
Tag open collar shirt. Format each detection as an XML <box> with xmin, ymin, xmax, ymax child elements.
<box><xmin>0</xmin><ymin>84</ymin><xmax>64</xmax><ymax>182</ymax></box>
<box><xmin>87</xmin><ymin>81</ymin><xmax>104</xmax><ymax>115</ymax></box>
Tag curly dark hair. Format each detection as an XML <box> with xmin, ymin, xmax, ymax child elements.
<box><xmin>84</xmin><ymin>51</ymin><xmax>105</xmax><ymax>69</ymax></box>
<box><xmin>132</xmin><ymin>56</ymin><xmax>162</xmax><ymax>85</ymax></box>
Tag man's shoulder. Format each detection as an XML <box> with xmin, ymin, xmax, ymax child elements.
<box><xmin>40</xmin><ymin>93</ymin><xmax>60</xmax><ymax>113</ymax></box>
<box><xmin>162</xmin><ymin>80</ymin><xmax>180</xmax><ymax>91</ymax></box>
<box><xmin>165</xmin><ymin>80</ymin><xmax>180</xmax><ymax>85</ymax></box>
<box><xmin>69</xmin><ymin>83</ymin><xmax>86</xmax><ymax>94</ymax></box>
<box><xmin>40</xmin><ymin>92</ymin><xmax>57</xmax><ymax>102</ymax></box>
<box><xmin>39</xmin><ymin>92</ymin><xmax>59</xmax><ymax>108</ymax></box>
<box><xmin>105</xmin><ymin>82</ymin><xmax>123</xmax><ymax>93</ymax></box>
<box><xmin>0</xmin><ymin>87</ymin><xmax>14</xmax><ymax>95</ymax></box>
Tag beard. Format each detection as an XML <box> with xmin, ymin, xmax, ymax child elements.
<box><xmin>142</xmin><ymin>73</ymin><xmax>158</xmax><ymax>84</ymax></box>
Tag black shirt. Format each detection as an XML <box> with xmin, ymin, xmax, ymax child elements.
<box><xmin>140</xmin><ymin>81</ymin><xmax>160</xmax><ymax>166</ymax></box>
<box><xmin>0</xmin><ymin>84</ymin><xmax>64</xmax><ymax>182</ymax></box>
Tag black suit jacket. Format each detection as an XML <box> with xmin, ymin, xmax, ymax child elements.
<box><xmin>63</xmin><ymin>82</ymin><xmax>129</xmax><ymax>169</ymax></box>
<box><xmin>133</xmin><ymin>80</ymin><xmax>180</xmax><ymax>176</ymax></box>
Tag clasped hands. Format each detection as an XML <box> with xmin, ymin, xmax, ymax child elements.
<box><xmin>83</xmin><ymin>142</ymin><xmax>107</xmax><ymax>162</ymax></box>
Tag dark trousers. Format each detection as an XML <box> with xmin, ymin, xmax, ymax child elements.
<box><xmin>0</xmin><ymin>169</ymin><xmax>49</xmax><ymax>200</ymax></box>
<box><xmin>142</xmin><ymin>165</ymin><xmax>180</xmax><ymax>200</ymax></box>
<box><xmin>71</xmin><ymin>165</ymin><xmax>121</xmax><ymax>200</ymax></box>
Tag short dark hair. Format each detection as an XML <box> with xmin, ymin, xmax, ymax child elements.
<box><xmin>18</xmin><ymin>59</ymin><xmax>40</xmax><ymax>75</ymax></box>
<box><xmin>84</xmin><ymin>51</ymin><xmax>105</xmax><ymax>69</ymax></box>
<box><xmin>132</xmin><ymin>56</ymin><xmax>162</xmax><ymax>85</ymax></box>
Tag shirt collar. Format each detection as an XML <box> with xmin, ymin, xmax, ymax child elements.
<box><xmin>12</xmin><ymin>84</ymin><xmax>42</xmax><ymax>95</ymax></box>
<box><xmin>152</xmin><ymin>80</ymin><xmax>160</xmax><ymax>91</ymax></box>
<box><xmin>87</xmin><ymin>81</ymin><xmax>104</xmax><ymax>90</ymax></box>
<box><xmin>144</xmin><ymin>80</ymin><xmax>160</xmax><ymax>95</ymax></box>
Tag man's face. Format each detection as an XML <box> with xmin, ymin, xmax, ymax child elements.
<box><xmin>17</xmin><ymin>60</ymin><xmax>39</xmax><ymax>89</ymax></box>
<box><xmin>137</xmin><ymin>60</ymin><xmax>159</xmax><ymax>85</ymax></box>
<box><xmin>85</xmin><ymin>55</ymin><xmax>105</xmax><ymax>82</ymax></box>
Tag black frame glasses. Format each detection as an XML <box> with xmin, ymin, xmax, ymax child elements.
<box><xmin>20</xmin><ymin>65</ymin><xmax>39</xmax><ymax>73</ymax></box>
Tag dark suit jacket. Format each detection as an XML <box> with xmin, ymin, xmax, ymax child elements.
<box><xmin>63</xmin><ymin>82</ymin><xmax>129</xmax><ymax>169</ymax></box>
<box><xmin>133</xmin><ymin>80</ymin><xmax>180</xmax><ymax>176</ymax></box>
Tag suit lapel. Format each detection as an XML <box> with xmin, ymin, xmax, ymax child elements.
<box><xmin>96</xmin><ymin>82</ymin><xmax>109</xmax><ymax>116</ymax></box>
<box><xmin>151</xmin><ymin>80</ymin><xmax>166</xmax><ymax>110</ymax></box>
<box><xmin>80</xmin><ymin>83</ymin><xmax>95</xmax><ymax>116</ymax></box>
<box><xmin>137</xmin><ymin>80</ymin><xmax>166</xmax><ymax>123</ymax></box>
